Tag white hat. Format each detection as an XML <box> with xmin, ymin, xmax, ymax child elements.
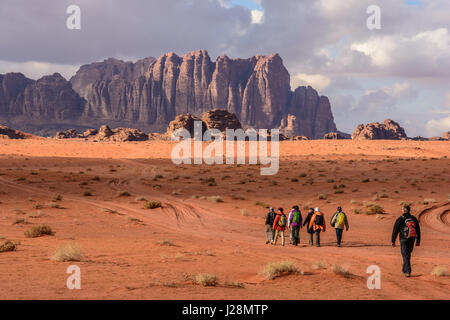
<box><xmin>314</xmin><ymin>207</ymin><xmax>320</xmax><ymax>212</ymax></box>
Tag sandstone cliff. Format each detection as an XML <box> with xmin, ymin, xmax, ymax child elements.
<box><xmin>0</xmin><ymin>50</ymin><xmax>337</xmax><ymax>138</ymax></box>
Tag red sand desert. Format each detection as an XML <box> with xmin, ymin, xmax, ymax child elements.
<box><xmin>0</xmin><ymin>139</ymin><xmax>449</xmax><ymax>299</ymax></box>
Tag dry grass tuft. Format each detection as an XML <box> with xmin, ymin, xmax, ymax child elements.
<box><xmin>194</xmin><ymin>274</ymin><xmax>218</xmax><ymax>286</ymax></box>
<box><xmin>431</xmin><ymin>266</ymin><xmax>447</xmax><ymax>277</ymax></box>
<box><xmin>144</xmin><ymin>200</ymin><xmax>162</xmax><ymax>209</ymax></box>
<box><xmin>0</xmin><ymin>240</ymin><xmax>17</xmax><ymax>252</ymax></box>
<box><xmin>312</xmin><ymin>261</ymin><xmax>327</xmax><ymax>270</ymax></box>
<box><xmin>24</xmin><ymin>224</ymin><xmax>54</xmax><ymax>238</ymax></box>
<box><xmin>331</xmin><ymin>264</ymin><xmax>353</xmax><ymax>278</ymax></box>
<box><xmin>51</xmin><ymin>243</ymin><xmax>82</xmax><ymax>261</ymax></box>
<box><xmin>261</xmin><ymin>261</ymin><xmax>304</xmax><ymax>280</ymax></box>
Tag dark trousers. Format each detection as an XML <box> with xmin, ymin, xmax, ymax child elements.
<box><xmin>400</xmin><ymin>238</ymin><xmax>415</xmax><ymax>274</ymax></box>
<box><xmin>291</xmin><ymin>226</ymin><xmax>300</xmax><ymax>245</ymax></box>
<box><xmin>335</xmin><ymin>228</ymin><xmax>343</xmax><ymax>246</ymax></box>
<box><xmin>315</xmin><ymin>230</ymin><xmax>321</xmax><ymax>246</ymax></box>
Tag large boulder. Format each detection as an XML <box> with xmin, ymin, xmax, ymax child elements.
<box><xmin>166</xmin><ymin>113</ymin><xmax>206</xmax><ymax>137</ymax></box>
<box><xmin>201</xmin><ymin>108</ymin><xmax>242</xmax><ymax>132</ymax></box>
<box><xmin>109</xmin><ymin>128</ymin><xmax>148</xmax><ymax>142</ymax></box>
<box><xmin>442</xmin><ymin>131</ymin><xmax>450</xmax><ymax>140</ymax></box>
<box><xmin>352</xmin><ymin>119</ymin><xmax>407</xmax><ymax>140</ymax></box>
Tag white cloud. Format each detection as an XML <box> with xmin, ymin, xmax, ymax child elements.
<box><xmin>291</xmin><ymin>73</ymin><xmax>331</xmax><ymax>91</ymax></box>
<box><xmin>426</xmin><ymin>115</ymin><xmax>450</xmax><ymax>137</ymax></box>
<box><xmin>0</xmin><ymin>60</ymin><xmax>79</xmax><ymax>80</ymax></box>
<box><xmin>251</xmin><ymin>9</ymin><xmax>264</xmax><ymax>24</ymax></box>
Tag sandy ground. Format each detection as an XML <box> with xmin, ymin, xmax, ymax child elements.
<box><xmin>0</xmin><ymin>139</ymin><xmax>449</xmax><ymax>300</ymax></box>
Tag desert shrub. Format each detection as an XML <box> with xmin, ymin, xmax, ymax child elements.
<box><xmin>12</xmin><ymin>218</ymin><xmax>28</xmax><ymax>225</ymax></box>
<box><xmin>331</xmin><ymin>264</ymin><xmax>352</xmax><ymax>278</ymax></box>
<box><xmin>241</xmin><ymin>209</ymin><xmax>249</xmax><ymax>216</ymax></box>
<box><xmin>299</xmin><ymin>173</ymin><xmax>307</xmax><ymax>178</ymax></box>
<box><xmin>207</xmin><ymin>196</ymin><xmax>223</xmax><ymax>203</ymax></box>
<box><xmin>24</xmin><ymin>224</ymin><xmax>54</xmax><ymax>238</ymax></box>
<box><xmin>326</xmin><ymin>179</ymin><xmax>335</xmax><ymax>183</ymax></box>
<box><xmin>352</xmin><ymin>208</ymin><xmax>361</xmax><ymax>215</ymax></box>
<box><xmin>231</xmin><ymin>195</ymin><xmax>245</xmax><ymax>200</ymax></box>
<box><xmin>52</xmin><ymin>194</ymin><xmax>63</xmax><ymax>201</ymax></box>
<box><xmin>0</xmin><ymin>240</ymin><xmax>16</xmax><ymax>252</ymax></box>
<box><xmin>82</xmin><ymin>191</ymin><xmax>92</xmax><ymax>196</ymax></box>
<box><xmin>291</xmin><ymin>178</ymin><xmax>299</xmax><ymax>182</ymax></box>
<box><xmin>157</xmin><ymin>239</ymin><xmax>174</xmax><ymax>246</ymax></box>
<box><xmin>362</xmin><ymin>178</ymin><xmax>370</xmax><ymax>183</ymax></box>
<box><xmin>334</xmin><ymin>190</ymin><xmax>344</xmax><ymax>194</ymax></box>
<box><xmin>144</xmin><ymin>200</ymin><xmax>162</xmax><ymax>209</ymax></box>
<box><xmin>423</xmin><ymin>198</ymin><xmax>436</xmax><ymax>205</ymax></box>
<box><xmin>431</xmin><ymin>266</ymin><xmax>447</xmax><ymax>277</ymax></box>
<box><xmin>363</xmin><ymin>202</ymin><xmax>385</xmax><ymax>215</ymax></box>
<box><xmin>135</xmin><ymin>196</ymin><xmax>147</xmax><ymax>201</ymax></box>
<box><xmin>255</xmin><ymin>201</ymin><xmax>270</xmax><ymax>208</ymax></box>
<box><xmin>225</xmin><ymin>281</ymin><xmax>245</xmax><ymax>288</ymax></box>
<box><xmin>194</xmin><ymin>274</ymin><xmax>218</xmax><ymax>287</ymax></box>
<box><xmin>117</xmin><ymin>191</ymin><xmax>131</xmax><ymax>197</ymax></box>
<box><xmin>318</xmin><ymin>194</ymin><xmax>327</xmax><ymax>200</ymax></box>
<box><xmin>80</xmin><ymin>181</ymin><xmax>88</xmax><ymax>186</ymax></box>
<box><xmin>312</xmin><ymin>261</ymin><xmax>327</xmax><ymax>270</ymax></box>
<box><xmin>47</xmin><ymin>202</ymin><xmax>61</xmax><ymax>209</ymax></box>
<box><xmin>261</xmin><ymin>261</ymin><xmax>304</xmax><ymax>280</ymax></box>
<box><xmin>92</xmin><ymin>176</ymin><xmax>100</xmax><ymax>181</ymax></box>
<box><xmin>51</xmin><ymin>243</ymin><xmax>82</xmax><ymax>261</ymax></box>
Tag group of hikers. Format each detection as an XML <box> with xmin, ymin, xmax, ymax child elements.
<box><xmin>265</xmin><ymin>204</ymin><xmax>421</xmax><ymax>277</ymax></box>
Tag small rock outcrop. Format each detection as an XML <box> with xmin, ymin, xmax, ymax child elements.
<box><xmin>352</xmin><ymin>119</ymin><xmax>407</xmax><ymax>140</ymax></box>
<box><xmin>0</xmin><ymin>124</ymin><xmax>28</xmax><ymax>139</ymax></box>
<box><xmin>323</xmin><ymin>132</ymin><xmax>349</xmax><ymax>140</ymax></box>
<box><xmin>55</xmin><ymin>129</ymin><xmax>80</xmax><ymax>139</ymax></box>
<box><xmin>442</xmin><ymin>131</ymin><xmax>450</xmax><ymax>140</ymax></box>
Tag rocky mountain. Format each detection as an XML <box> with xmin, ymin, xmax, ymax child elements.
<box><xmin>352</xmin><ymin>119</ymin><xmax>407</xmax><ymax>140</ymax></box>
<box><xmin>0</xmin><ymin>50</ymin><xmax>337</xmax><ymax>138</ymax></box>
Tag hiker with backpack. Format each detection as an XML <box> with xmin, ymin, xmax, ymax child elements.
<box><xmin>330</xmin><ymin>206</ymin><xmax>349</xmax><ymax>247</ymax></box>
<box><xmin>303</xmin><ymin>208</ymin><xmax>315</xmax><ymax>245</ymax></box>
<box><xmin>288</xmin><ymin>205</ymin><xmax>302</xmax><ymax>246</ymax></box>
<box><xmin>265</xmin><ymin>207</ymin><xmax>276</xmax><ymax>244</ymax></box>
<box><xmin>308</xmin><ymin>207</ymin><xmax>326</xmax><ymax>247</ymax></box>
<box><xmin>272</xmin><ymin>208</ymin><xmax>287</xmax><ymax>246</ymax></box>
<box><xmin>391</xmin><ymin>205</ymin><xmax>421</xmax><ymax>277</ymax></box>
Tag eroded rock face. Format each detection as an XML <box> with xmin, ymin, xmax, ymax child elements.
<box><xmin>352</xmin><ymin>119</ymin><xmax>407</xmax><ymax>140</ymax></box>
<box><xmin>0</xmin><ymin>51</ymin><xmax>337</xmax><ymax>138</ymax></box>
<box><xmin>201</xmin><ymin>108</ymin><xmax>242</xmax><ymax>132</ymax></box>
<box><xmin>108</xmin><ymin>128</ymin><xmax>148</xmax><ymax>142</ymax></box>
<box><xmin>83</xmin><ymin>128</ymin><xmax>98</xmax><ymax>138</ymax></box>
<box><xmin>442</xmin><ymin>131</ymin><xmax>450</xmax><ymax>140</ymax></box>
<box><xmin>0</xmin><ymin>124</ymin><xmax>27</xmax><ymax>139</ymax></box>
<box><xmin>97</xmin><ymin>125</ymin><xmax>114</xmax><ymax>140</ymax></box>
<box><xmin>70</xmin><ymin>50</ymin><xmax>336</xmax><ymax>138</ymax></box>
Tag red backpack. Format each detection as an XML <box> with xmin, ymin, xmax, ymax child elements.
<box><xmin>402</xmin><ymin>217</ymin><xmax>417</xmax><ymax>239</ymax></box>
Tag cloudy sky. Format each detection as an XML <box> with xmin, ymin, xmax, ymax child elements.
<box><xmin>0</xmin><ymin>0</ymin><xmax>449</xmax><ymax>137</ymax></box>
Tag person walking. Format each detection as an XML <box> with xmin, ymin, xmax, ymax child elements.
<box><xmin>303</xmin><ymin>208</ymin><xmax>315</xmax><ymax>245</ymax></box>
<box><xmin>330</xmin><ymin>206</ymin><xmax>349</xmax><ymax>247</ymax></box>
<box><xmin>309</xmin><ymin>207</ymin><xmax>326</xmax><ymax>247</ymax></box>
<box><xmin>288</xmin><ymin>205</ymin><xmax>302</xmax><ymax>246</ymax></box>
<box><xmin>272</xmin><ymin>208</ymin><xmax>287</xmax><ymax>246</ymax></box>
<box><xmin>265</xmin><ymin>207</ymin><xmax>276</xmax><ymax>244</ymax></box>
<box><xmin>391</xmin><ymin>205</ymin><xmax>421</xmax><ymax>277</ymax></box>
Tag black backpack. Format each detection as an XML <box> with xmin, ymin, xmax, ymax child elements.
<box><xmin>315</xmin><ymin>214</ymin><xmax>324</xmax><ymax>226</ymax></box>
